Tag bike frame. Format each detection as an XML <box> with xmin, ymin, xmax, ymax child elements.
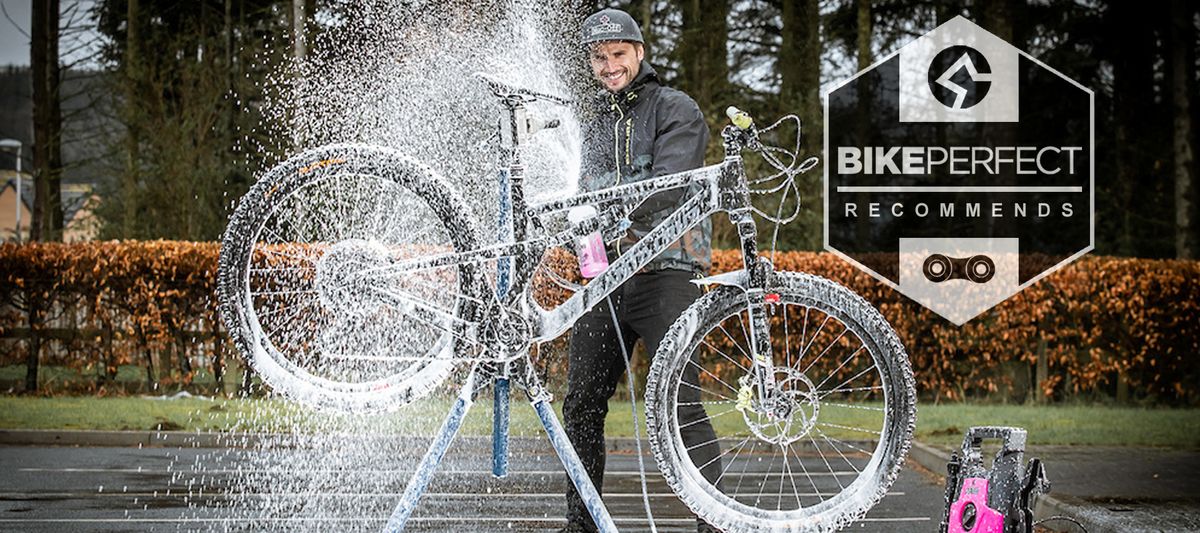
<box><xmin>383</xmin><ymin>80</ymin><xmax>782</xmax><ymax>533</ymax></box>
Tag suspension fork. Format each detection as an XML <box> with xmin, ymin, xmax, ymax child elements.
<box><xmin>729</xmin><ymin>209</ymin><xmax>778</xmax><ymax>410</ymax></box>
<box><xmin>719</xmin><ymin>148</ymin><xmax>780</xmax><ymax>410</ymax></box>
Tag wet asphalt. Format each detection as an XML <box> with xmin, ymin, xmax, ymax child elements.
<box><xmin>0</xmin><ymin>440</ymin><xmax>947</xmax><ymax>532</ymax></box>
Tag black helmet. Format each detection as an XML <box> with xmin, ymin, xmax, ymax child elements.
<box><xmin>581</xmin><ymin>8</ymin><xmax>643</xmax><ymax>45</ymax></box>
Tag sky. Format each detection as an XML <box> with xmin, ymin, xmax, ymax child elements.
<box><xmin>0</xmin><ymin>0</ymin><xmax>102</xmax><ymax>68</ymax></box>
<box><xmin>0</xmin><ymin>1</ymin><xmax>30</xmax><ymax>66</ymax></box>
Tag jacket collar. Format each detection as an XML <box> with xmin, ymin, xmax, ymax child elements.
<box><xmin>602</xmin><ymin>60</ymin><xmax>658</xmax><ymax>112</ymax></box>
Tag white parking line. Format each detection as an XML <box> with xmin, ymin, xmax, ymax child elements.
<box><xmin>0</xmin><ymin>491</ymin><xmax>906</xmax><ymax>498</ymax></box>
<box><xmin>14</xmin><ymin>468</ymin><xmax>862</xmax><ymax>476</ymax></box>
<box><xmin>0</xmin><ymin>517</ymin><xmax>932</xmax><ymax>524</ymax></box>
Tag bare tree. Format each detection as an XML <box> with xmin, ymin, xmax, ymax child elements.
<box><xmin>30</xmin><ymin>0</ymin><xmax>64</xmax><ymax>242</ymax></box>
<box><xmin>122</xmin><ymin>0</ymin><xmax>140</xmax><ymax>237</ymax></box>
<box><xmin>1171</xmin><ymin>0</ymin><xmax>1196</xmax><ymax>259</ymax></box>
<box><xmin>857</xmin><ymin>0</ymin><xmax>871</xmax><ymax>71</ymax></box>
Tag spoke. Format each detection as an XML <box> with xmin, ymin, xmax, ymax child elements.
<box><xmin>333</xmin><ymin>171</ymin><xmax>347</xmax><ymax>241</ymax></box>
<box><xmin>251</xmin><ymin>288</ymin><xmax>319</xmax><ymax>297</ymax></box>
<box><xmin>823</xmin><ymin>402</ymin><xmax>885</xmax><ymax>412</ymax></box>
<box><xmin>816</xmin><ymin>421</ymin><xmax>882</xmax><ymax>436</ymax></box>
<box><xmin>386</xmin><ymin>272</ymin><xmax>487</xmax><ymax>308</ymax></box>
<box><xmin>713</xmin><ymin>434</ymin><xmax>754</xmax><ymax>491</ymax></box>
<box><xmin>731</xmin><ymin>437</ymin><xmax>758</xmax><ymax>499</ymax></box>
<box><xmin>799</xmin><ymin>306</ymin><xmax>809</xmax><ymax>366</ymax></box>
<box><xmin>810</xmin><ymin>435</ymin><xmax>844</xmax><ymax>491</ymax></box>
<box><xmin>697</xmin><ymin>433</ymin><xmax>752</xmax><ymax>474</ymax></box>
<box><xmin>365</xmin><ymin>284</ymin><xmax>466</xmax><ymax>325</ymax></box>
<box><xmin>676</xmin><ymin>400</ymin><xmax>736</xmax><ymax>407</ymax></box>
<box><xmin>679</xmin><ymin>407</ymin><xmax>739</xmax><ymax>430</ymax></box>
<box><xmin>701</xmin><ymin>340</ymin><xmax>750</xmax><ymax>373</ymax></box>
<box><xmin>788</xmin><ymin>442</ymin><xmax>823</xmax><ymax>501</ymax></box>
<box><xmin>350</xmin><ymin>172</ymin><xmax>365</xmax><ymax>239</ymax></box>
<box><xmin>693</xmin><ymin>360</ymin><xmax>740</xmax><ymax>396</ymax></box>
<box><xmin>813</xmin><ymin>346</ymin><xmax>866</xmax><ymax>391</ymax></box>
<box><xmin>387</xmin><ymin>221</ymin><xmax>444</xmax><ymax>253</ymax></box>
<box><xmin>261</xmin><ymin>294</ymin><xmax>318</xmax><ymax>338</ymax></box>
<box><xmin>798</xmin><ymin>327</ymin><xmax>849</xmax><ymax>374</ymax></box>
<box><xmin>798</xmin><ymin>314</ymin><xmax>830</xmax><ymax>361</ymax></box>
<box><xmin>258</xmin><ymin>235</ymin><xmax>321</xmax><ymax>266</ymax></box>
<box><xmin>368</xmin><ymin>178</ymin><xmax>390</xmax><ymax>238</ymax></box>
<box><xmin>815</xmin><ymin>427</ymin><xmax>868</xmax><ymax>469</ymax></box>
<box><xmin>252</xmin><ymin>296</ymin><xmax>317</xmax><ymax>319</ymax></box>
<box><xmin>777</xmin><ymin>444</ymin><xmax>791</xmax><ymax>510</ymax></box>
<box><xmin>818</xmin><ymin>364</ymin><xmax>877</xmax><ymax>401</ymax></box>
<box><xmin>361</xmin><ymin>292</ymin><xmax>482</xmax><ymax>349</ymax></box>
<box><xmin>820</xmin><ymin>384</ymin><xmax>883</xmax><ymax>395</ymax></box>
<box><xmin>250</xmin><ymin>266</ymin><xmax>316</xmax><ymax>273</ymax></box>
<box><xmin>755</xmin><ymin>442</ymin><xmax>780</xmax><ymax>507</ymax></box>
<box><xmin>737</xmin><ymin>309</ymin><xmax>758</xmax><ymax>363</ymax></box>
<box><xmin>782</xmin><ymin>303</ymin><xmax>793</xmax><ymax>369</ymax></box>
<box><xmin>684</xmin><ymin>431</ymin><xmax>738</xmax><ymax>453</ymax></box>
<box><xmin>678</xmin><ymin>376</ymin><xmax>735</xmax><ymax>402</ymax></box>
<box><xmin>717</xmin><ymin>322</ymin><xmax>752</xmax><ymax>361</ymax></box>
<box><xmin>782</xmin><ymin>442</ymin><xmax>804</xmax><ymax>510</ymax></box>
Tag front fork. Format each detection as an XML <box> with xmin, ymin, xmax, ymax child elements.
<box><xmin>729</xmin><ymin>209</ymin><xmax>778</xmax><ymax>412</ymax></box>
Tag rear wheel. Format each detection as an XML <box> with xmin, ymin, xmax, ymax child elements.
<box><xmin>219</xmin><ymin>144</ymin><xmax>486</xmax><ymax>413</ymax></box>
<box><xmin>647</xmin><ymin>272</ymin><xmax>915</xmax><ymax>532</ymax></box>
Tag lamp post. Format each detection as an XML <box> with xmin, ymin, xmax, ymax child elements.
<box><xmin>0</xmin><ymin>139</ymin><xmax>21</xmax><ymax>243</ymax></box>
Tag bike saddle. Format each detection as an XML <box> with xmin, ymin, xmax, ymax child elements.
<box><xmin>474</xmin><ymin>72</ymin><xmax>572</xmax><ymax>106</ymax></box>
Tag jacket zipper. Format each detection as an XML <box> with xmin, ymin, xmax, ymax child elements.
<box><xmin>612</xmin><ymin>90</ymin><xmax>639</xmax><ymax>259</ymax></box>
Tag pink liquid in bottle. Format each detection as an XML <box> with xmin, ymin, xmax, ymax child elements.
<box><xmin>568</xmin><ymin>206</ymin><xmax>609</xmax><ymax>278</ymax></box>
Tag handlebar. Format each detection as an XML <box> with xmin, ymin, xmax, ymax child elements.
<box><xmin>722</xmin><ymin>106</ymin><xmax>761</xmax><ymax>156</ymax></box>
<box><xmin>726</xmin><ymin>106</ymin><xmax>754</xmax><ymax>130</ymax></box>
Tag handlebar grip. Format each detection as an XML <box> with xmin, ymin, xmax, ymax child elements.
<box><xmin>726</xmin><ymin>106</ymin><xmax>754</xmax><ymax>130</ymax></box>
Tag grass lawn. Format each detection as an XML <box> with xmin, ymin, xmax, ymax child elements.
<box><xmin>1</xmin><ymin>395</ymin><xmax>1198</xmax><ymax>449</ymax></box>
<box><xmin>0</xmin><ymin>364</ymin><xmax>245</xmax><ymax>391</ymax></box>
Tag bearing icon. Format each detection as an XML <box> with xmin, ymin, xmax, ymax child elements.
<box><xmin>923</xmin><ymin>254</ymin><xmax>995</xmax><ymax>284</ymax></box>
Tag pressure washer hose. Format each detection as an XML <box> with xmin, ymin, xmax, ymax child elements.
<box><xmin>606</xmin><ymin>297</ymin><xmax>658</xmax><ymax>533</ymax></box>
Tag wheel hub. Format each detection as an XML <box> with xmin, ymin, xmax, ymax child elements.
<box><xmin>740</xmin><ymin>367</ymin><xmax>821</xmax><ymax>446</ymax></box>
<box><xmin>315</xmin><ymin>238</ymin><xmax>394</xmax><ymax>318</ymax></box>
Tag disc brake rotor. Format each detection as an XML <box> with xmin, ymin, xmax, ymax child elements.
<box><xmin>738</xmin><ymin>367</ymin><xmax>820</xmax><ymax>446</ymax></box>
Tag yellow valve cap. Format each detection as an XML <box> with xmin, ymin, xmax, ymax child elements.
<box><xmin>726</xmin><ymin>106</ymin><xmax>753</xmax><ymax>130</ymax></box>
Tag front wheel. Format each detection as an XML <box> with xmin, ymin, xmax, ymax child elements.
<box><xmin>646</xmin><ymin>272</ymin><xmax>915</xmax><ymax>533</ymax></box>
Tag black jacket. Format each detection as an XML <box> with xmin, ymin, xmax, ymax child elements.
<box><xmin>580</xmin><ymin>61</ymin><xmax>712</xmax><ymax>274</ymax></box>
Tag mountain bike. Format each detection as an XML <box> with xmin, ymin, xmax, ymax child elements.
<box><xmin>218</xmin><ymin>74</ymin><xmax>916</xmax><ymax>533</ymax></box>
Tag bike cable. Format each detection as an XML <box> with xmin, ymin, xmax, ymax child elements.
<box><xmin>606</xmin><ymin>296</ymin><xmax>658</xmax><ymax>533</ymax></box>
<box><xmin>741</xmin><ymin>114</ymin><xmax>820</xmax><ymax>262</ymax></box>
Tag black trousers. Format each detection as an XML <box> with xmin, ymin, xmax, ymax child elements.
<box><xmin>562</xmin><ymin>270</ymin><xmax>724</xmax><ymax>530</ymax></box>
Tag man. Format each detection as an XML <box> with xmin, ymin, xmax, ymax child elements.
<box><xmin>561</xmin><ymin>8</ymin><xmax>722</xmax><ymax>533</ymax></box>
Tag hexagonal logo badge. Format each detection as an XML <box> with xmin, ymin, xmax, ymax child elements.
<box><xmin>824</xmin><ymin>16</ymin><xmax>1093</xmax><ymax>325</ymax></box>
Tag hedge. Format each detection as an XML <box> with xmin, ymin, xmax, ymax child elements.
<box><xmin>1</xmin><ymin>241</ymin><xmax>1197</xmax><ymax>404</ymax></box>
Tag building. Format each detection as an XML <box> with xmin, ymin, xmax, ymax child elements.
<box><xmin>1</xmin><ymin>171</ymin><xmax>100</xmax><ymax>243</ymax></box>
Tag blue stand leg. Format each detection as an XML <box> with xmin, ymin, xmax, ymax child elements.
<box><xmin>492</xmin><ymin>377</ymin><xmax>510</xmax><ymax>478</ymax></box>
<box><xmin>493</xmin><ymin>160</ymin><xmax>514</xmax><ymax>479</ymax></box>
<box><xmin>532</xmin><ymin>397</ymin><xmax>619</xmax><ymax>533</ymax></box>
<box><xmin>383</xmin><ymin>385</ymin><xmax>475</xmax><ymax>532</ymax></box>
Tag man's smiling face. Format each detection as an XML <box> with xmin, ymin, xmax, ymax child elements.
<box><xmin>590</xmin><ymin>41</ymin><xmax>644</xmax><ymax>93</ymax></box>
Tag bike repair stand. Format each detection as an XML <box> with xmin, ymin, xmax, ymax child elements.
<box><xmin>382</xmin><ymin>84</ymin><xmax>618</xmax><ymax>532</ymax></box>
<box><xmin>382</xmin><ymin>361</ymin><xmax>618</xmax><ymax>533</ymax></box>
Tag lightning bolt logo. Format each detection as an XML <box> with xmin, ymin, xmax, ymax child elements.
<box><xmin>934</xmin><ymin>52</ymin><xmax>994</xmax><ymax>109</ymax></box>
